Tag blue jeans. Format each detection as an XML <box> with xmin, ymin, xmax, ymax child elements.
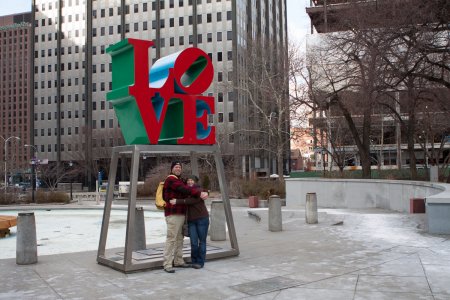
<box><xmin>188</xmin><ymin>217</ymin><xmax>210</xmax><ymax>267</ymax></box>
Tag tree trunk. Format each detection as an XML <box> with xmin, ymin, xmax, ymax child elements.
<box><xmin>277</xmin><ymin>148</ymin><xmax>284</xmax><ymax>183</ymax></box>
<box><xmin>407</xmin><ymin>85</ymin><xmax>418</xmax><ymax>180</ymax></box>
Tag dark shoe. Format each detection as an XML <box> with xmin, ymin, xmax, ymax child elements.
<box><xmin>164</xmin><ymin>267</ymin><xmax>175</xmax><ymax>273</ymax></box>
<box><xmin>191</xmin><ymin>264</ymin><xmax>202</xmax><ymax>269</ymax></box>
<box><xmin>174</xmin><ymin>263</ymin><xmax>192</xmax><ymax>268</ymax></box>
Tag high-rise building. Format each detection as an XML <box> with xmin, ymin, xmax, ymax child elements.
<box><xmin>0</xmin><ymin>12</ymin><xmax>32</xmax><ymax>182</ymax></box>
<box><xmin>33</xmin><ymin>0</ymin><xmax>289</xmax><ymax>185</ymax></box>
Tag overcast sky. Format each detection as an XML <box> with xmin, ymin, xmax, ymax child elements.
<box><xmin>0</xmin><ymin>0</ymin><xmax>310</xmax><ymax>44</ymax></box>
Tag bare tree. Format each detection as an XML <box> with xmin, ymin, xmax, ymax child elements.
<box><xmin>229</xmin><ymin>39</ymin><xmax>292</xmax><ymax>181</ymax></box>
<box><xmin>38</xmin><ymin>162</ymin><xmax>82</xmax><ymax>191</ymax></box>
<box><xmin>303</xmin><ymin>0</ymin><xmax>449</xmax><ymax>179</ymax></box>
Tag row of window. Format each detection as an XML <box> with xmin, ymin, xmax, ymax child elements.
<box><xmin>35</xmin><ymin>67</ymin><xmax>230</xmax><ymax>91</ymax></box>
<box><xmin>36</xmin><ymin>0</ymin><xmax>229</xmax><ymax>13</ymax></box>
<box><xmin>34</xmin><ymin>44</ymin><xmax>83</xmax><ymax>57</ymax></box>
<box><xmin>33</xmin><ymin>138</ymin><xmax>121</xmax><ymax>154</ymax></box>
<box><xmin>36</xmin><ymin>26</ymin><xmax>233</xmax><ymax>48</ymax></box>
<box><xmin>34</xmin><ymin>109</ymin><xmax>232</xmax><ymax>126</ymax></box>
<box><xmin>1</xmin><ymin>30</ymin><xmax>28</xmax><ymax>37</ymax></box>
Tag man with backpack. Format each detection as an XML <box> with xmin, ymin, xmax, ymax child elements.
<box><xmin>162</xmin><ymin>161</ymin><xmax>208</xmax><ymax>273</ymax></box>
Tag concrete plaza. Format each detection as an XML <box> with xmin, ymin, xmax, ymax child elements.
<box><xmin>1</xmin><ymin>203</ymin><xmax>450</xmax><ymax>299</ymax></box>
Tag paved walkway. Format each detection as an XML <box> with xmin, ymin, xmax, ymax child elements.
<box><xmin>1</xmin><ymin>204</ymin><xmax>450</xmax><ymax>299</ymax></box>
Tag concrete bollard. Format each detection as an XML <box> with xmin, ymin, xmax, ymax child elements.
<box><xmin>430</xmin><ymin>165</ymin><xmax>439</xmax><ymax>182</ymax></box>
<box><xmin>268</xmin><ymin>195</ymin><xmax>282</xmax><ymax>232</ymax></box>
<box><xmin>16</xmin><ymin>212</ymin><xmax>38</xmax><ymax>265</ymax></box>
<box><xmin>133</xmin><ymin>207</ymin><xmax>146</xmax><ymax>251</ymax></box>
<box><xmin>210</xmin><ymin>200</ymin><xmax>226</xmax><ymax>241</ymax></box>
<box><xmin>305</xmin><ymin>193</ymin><xmax>318</xmax><ymax>224</ymax></box>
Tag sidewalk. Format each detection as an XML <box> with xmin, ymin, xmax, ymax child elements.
<box><xmin>1</xmin><ymin>205</ymin><xmax>449</xmax><ymax>299</ymax></box>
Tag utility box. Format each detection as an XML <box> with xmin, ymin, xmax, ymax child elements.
<box><xmin>410</xmin><ymin>198</ymin><xmax>425</xmax><ymax>213</ymax></box>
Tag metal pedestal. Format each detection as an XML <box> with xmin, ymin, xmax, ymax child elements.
<box><xmin>96</xmin><ymin>144</ymin><xmax>239</xmax><ymax>273</ymax></box>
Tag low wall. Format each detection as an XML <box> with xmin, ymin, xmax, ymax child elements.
<box><xmin>285</xmin><ymin>178</ymin><xmax>448</xmax><ymax>213</ymax></box>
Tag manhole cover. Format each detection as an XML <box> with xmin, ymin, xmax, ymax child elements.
<box><xmin>231</xmin><ymin>276</ymin><xmax>301</xmax><ymax>296</ymax></box>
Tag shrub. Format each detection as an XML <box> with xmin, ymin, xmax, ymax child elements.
<box><xmin>200</xmin><ymin>174</ymin><xmax>211</xmax><ymax>190</ymax></box>
<box><xmin>233</xmin><ymin>178</ymin><xmax>286</xmax><ymax>199</ymax></box>
<box><xmin>0</xmin><ymin>192</ymin><xmax>15</xmax><ymax>205</ymax></box>
<box><xmin>137</xmin><ymin>182</ymin><xmax>152</xmax><ymax>197</ymax></box>
<box><xmin>33</xmin><ymin>191</ymin><xmax>70</xmax><ymax>203</ymax></box>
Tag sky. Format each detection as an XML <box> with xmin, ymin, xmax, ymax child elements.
<box><xmin>0</xmin><ymin>0</ymin><xmax>310</xmax><ymax>44</ymax></box>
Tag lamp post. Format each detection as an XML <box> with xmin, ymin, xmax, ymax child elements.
<box><xmin>2</xmin><ymin>136</ymin><xmax>21</xmax><ymax>191</ymax></box>
<box><xmin>69</xmin><ymin>161</ymin><xmax>73</xmax><ymax>200</ymax></box>
<box><xmin>24</xmin><ymin>144</ymin><xmax>38</xmax><ymax>203</ymax></box>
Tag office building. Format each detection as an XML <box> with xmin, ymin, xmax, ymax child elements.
<box><xmin>33</xmin><ymin>0</ymin><xmax>289</xmax><ymax>184</ymax></box>
<box><xmin>0</xmin><ymin>12</ymin><xmax>32</xmax><ymax>182</ymax></box>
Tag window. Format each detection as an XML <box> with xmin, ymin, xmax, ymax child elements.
<box><xmin>218</xmin><ymin>92</ymin><xmax>223</xmax><ymax>102</ymax></box>
<box><xmin>227</xmin><ymin>31</ymin><xmax>232</xmax><ymax>40</ymax></box>
<box><xmin>227</xmin><ymin>11</ymin><xmax>232</xmax><ymax>20</ymax></box>
<box><xmin>179</xmin><ymin>17</ymin><xmax>184</xmax><ymax>26</ymax></box>
<box><xmin>207</xmin><ymin>33</ymin><xmax>212</xmax><ymax>42</ymax></box>
<box><xmin>207</xmin><ymin>13</ymin><xmax>212</xmax><ymax>23</ymax></box>
<box><xmin>217</xmin><ymin>32</ymin><xmax>222</xmax><ymax>41</ymax></box>
<box><xmin>218</xmin><ymin>113</ymin><xmax>223</xmax><ymax>122</ymax></box>
<box><xmin>218</xmin><ymin>72</ymin><xmax>223</xmax><ymax>82</ymax></box>
<box><xmin>218</xmin><ymin>52</ymin><xmax>222</xmax><ymax>61</ymax></box>
<box><xmin>217</xmin><ymin>12</ymin><xmax>222</xmax><ymax>21</ymax></box>
<box><xmin>179</xmin><ymin>36</ymin><xmax>184</xmax><ymax>46</ymax></box>
<box><xmin>228</xmin><ymin>112</ymin><xmax>233</xmax><ymax>122</ymax></box>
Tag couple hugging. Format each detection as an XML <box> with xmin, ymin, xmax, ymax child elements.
<box><xmin>162</xmin><ymin>161</ymin><xmax>210</xmax><ymax>273</ymax></box>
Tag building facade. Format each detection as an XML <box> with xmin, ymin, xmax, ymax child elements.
<box><xmin>32</xmin><ymin>0</ymin><xmax>289</xmax><ymax>185</ymax></box>
<box><xmin>0</xmin><ymin>13</ymin><xmax>32</xmax><ymax>183</ymax></box>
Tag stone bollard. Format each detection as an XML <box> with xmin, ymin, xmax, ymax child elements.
<box><xmin>305</xmin><ymin>193</ymin><xmax>318</xmax><ymax>224</ymax></box>
<box><xmin>133</xmin><ymin>207</ymin><xmax>146</xmax><ymax>251</ymax></box>
<box><xmin>16</xmin><ymin>212</ymin><xmax>38</xmax><ymax>265</ymax></box>
<box><xmin>210</xmin><ymin>200</ymin><xmax>226</xmax><ymax>241</ymax></box>
<box><xmin>430</xmin><ymin>165</ymin><xmax>439</xmax><ymax>182</ymax></box>
<box><xmin>268</xmin><ymin>195</ymin><xmax>282</xmax><ymax>232</ymax></box>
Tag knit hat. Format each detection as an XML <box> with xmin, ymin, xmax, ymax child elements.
<box><xmin>186</xmin><ymin>174</ymin><xmax>199</xmax><ymax>182</ymax></box>
<box><xmin>170</xmin><ymin>161</ymin><xmax>182</xmax><ymax>172</ymax></box>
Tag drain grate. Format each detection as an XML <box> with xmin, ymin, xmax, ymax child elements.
<box><xmin>231</xmin><ymin>276</ymin><xmax>302</xmax><ymax>296</ymax></box>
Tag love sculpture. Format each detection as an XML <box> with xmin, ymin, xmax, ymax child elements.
<box><xmin>98</xmin><ymin>39</ymin><xmax>239</xmax><ymax>273</ymax></box>
<box><xmin>107</xmin><ymin>38</ymin><xmax>216</xmax><ymax>145</ymax></box>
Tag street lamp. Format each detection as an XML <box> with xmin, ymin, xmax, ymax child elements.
<box><xmin>2</xmin><ymin>136</ymin><xmax>21</xmax><ymax>190</ymax></box>
<box><xmin>24</xmin><ymin>144</ymin><xmax>38</xmax><ymax>203</ymax></box>
<box><xmin>69</xmin><ymin>161</ymin><xmax>73</xmax><ymax>200</ymax></box>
